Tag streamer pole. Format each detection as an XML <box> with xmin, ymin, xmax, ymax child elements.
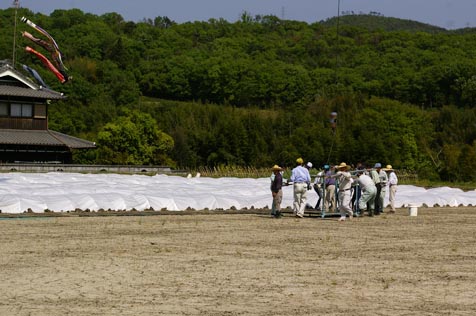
<box><xmin>334</xmin><ymin>0</ymin><xmax>341</xmax><ymax>83</ymax></box>
<box><xmin>12</xmin><ymin>0</ymin><xmax>20</xmax><ymax>67</ymax></box>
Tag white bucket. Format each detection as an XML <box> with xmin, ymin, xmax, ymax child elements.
<box><xmin>408</xmin><ymin>204</ymin><xmax>418</xmax><ymax>216</ymax></box>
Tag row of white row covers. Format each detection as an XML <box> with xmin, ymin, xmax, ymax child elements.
<box><xmin>0</xmin><ymin>173</ymin><xmax>475</xmax><ymax>214</ymax></box>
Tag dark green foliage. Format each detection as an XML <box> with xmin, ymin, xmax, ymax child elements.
<box><xmin>1</xmin><ymin>8</ymin><xmax>476</xmax><ymax>181</ymax></box>
<box><xmin>95</xmin><ymin>110</ymin><xmax>174</xmax><ymax>165</ymax></box>
<box><xmin>321</xmin><ymin>14</ymin><xmax>447</xmax><ymax>33</ymax></box>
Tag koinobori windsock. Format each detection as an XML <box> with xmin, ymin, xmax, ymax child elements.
<box><xmin>22</xmin><ymin>64</ymin><xmax>49</xmax><ymax>88</ymax></box>
<box><xmin>21</xmin><ymin>16</ymin><xmax>69</xmax><ymax>83</ymax></box>
<box><xmin>25</xmin><ymin>46</ymin><xmax>66</xmax><ymax>84</ymax></box>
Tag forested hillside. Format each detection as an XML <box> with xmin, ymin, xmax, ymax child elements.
<box><xmin>1</xmin><ymin>8</ymin><xmax>475</xmax><ymax>181</ymax></box>
<box><xmin>322</xmin><ymin>13</ymin><xmax>446</xmax><ymax>33</ymax></box>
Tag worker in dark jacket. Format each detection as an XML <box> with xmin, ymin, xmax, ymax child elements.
<box><xmin>270</xmin><ymin>164</ymin><xmax>283</xmax><ymax>218</ymax></box>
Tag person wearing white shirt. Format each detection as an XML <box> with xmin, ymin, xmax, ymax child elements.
<box><xmin>384</xmin><ymin>165</ymin><xmax>398</xmax><ymax>213</ymax></box>
<box><xmin>331</xmin><ymin>162</ymin><xmax>353</xmax><ymax>221</ymax></box>
<box><xmin>377</xmin><ymin>164</ymin><xmax>388</xmax><ymax>213</ymax></box>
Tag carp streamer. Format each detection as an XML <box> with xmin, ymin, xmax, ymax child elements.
<box><xmin>21</xmin><ymin>16</ymin><xmax>69</xmax><ymax>84</ymax></box>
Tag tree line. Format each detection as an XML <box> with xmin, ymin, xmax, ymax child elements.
<box><xmin>0</xmin><ymin>8</ymin><xmax>475</xmax><ymax>181</ymax></box>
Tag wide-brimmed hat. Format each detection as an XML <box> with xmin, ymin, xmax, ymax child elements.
<box><xmin>271</xmin><ymin>164</ymin><xmax>282</xmax><ymax>171</ymax></box>
<box><xmin>337</xmin><ymin>162</ymin><xmax>351</xmax><ymax>170</ymax></box>
<box><xmin>383</xmin><ymin>164</ymin><xmax>393</xmax><ymax>171</ymax></box>
<box><xmin>296</xmin><ymin>157</ymin><xmax>304</xmax><ymax>164</ymax></box>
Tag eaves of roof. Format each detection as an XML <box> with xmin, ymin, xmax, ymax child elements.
<box><xmin>0</xmin><ymin>129</ymin><xmax>96</xmax><ymax>149</ymax></box>
<box><xmin>0</xmin><ymin>85</ymin><xmax>65</xmax><ymax>100</ymax></box>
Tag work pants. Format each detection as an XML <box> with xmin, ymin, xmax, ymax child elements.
<box><xmin>271</xmin><ymin>190</ymin><xmax>283</xmax><ymax>216</ymax></box>
<box><xmin>374</xmin><ymin>183</ymin><xmax>382</xmax><ymax>213</ymax></box>
<box><xmin>359</xmin><ymin>186</ymin><xmax>376</xmax><ymax>215</ymax></box>
<box><xmin>389</xmin><ymin>185</ymin><xmax>397</xmax><ymax>212</ymax></box>
<box><xmin>325</xmin><ymin>184</ymin><xmax>336</xmax><ymax>212</ymax></box>
<box><xmin>338</xmin><ymin>190</ymin><xmax>353</xmax><ymax>217</ymax></box>
<box><xmin>313</xmin><ymin>184</ymin><xmax>323</xmax><ymax>209</ymax></box>
<box><xmin>379</xmin><ymin>188</ymin><xmax>387</xmax><ymax>212</ymax></box>
<box><xmin>293</xmin><ymin>182</ymin><xmax>308</xmax><ymax>217</ymax></box>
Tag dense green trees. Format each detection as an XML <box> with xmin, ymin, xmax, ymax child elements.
<box><xmin>95</xmin><ymin>111</ymin><xmax>174</xmax><ymax>165</ymax></box>
<box><xmin>1</xmin><ymin>8</ymin><xmax>476</xmax><ymax>181</ymax></box>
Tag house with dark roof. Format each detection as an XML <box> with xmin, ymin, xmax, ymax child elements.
<box><xmin>0</xmin><ymin>60</ymin><xmax>95</xmax><ymax>163</ymax></box>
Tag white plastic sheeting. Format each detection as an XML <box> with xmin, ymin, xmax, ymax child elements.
<box><xmin>0</xmin><ymin>173</ymin><xmax>475</xmax><ymax>214</ymax></box>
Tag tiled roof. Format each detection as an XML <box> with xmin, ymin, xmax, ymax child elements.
<box><xmin>0</xmin><ymin>129</ymin><xmax>96</xmax><ymax>149</ymax></box>
<box><xmin>0</xmin><ymin>85</ymin><xmax>65</xmax><ymax>100</ymax></box>
<box><xmin>0</xmin><ymin>62</ymin><xmax>37</xmax><ymax>88</ymax></box>
<box><xmin>0</xmin><ymin>62</ymin><xmax>65</xmax><ymax>100</ymax></box>
<box><xmin>49</xmin><ymin>130</ymin><xmax>96</xmax><ymax>149</ymax></box>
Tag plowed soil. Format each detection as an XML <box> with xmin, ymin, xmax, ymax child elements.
<box><xmin>1</xmin><ymin>207</ymin><xmax>475</xmax><ymax>315</ymax></box>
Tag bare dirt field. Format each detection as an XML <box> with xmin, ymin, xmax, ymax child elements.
<box><xmin>1</xmin><ymin>207</ymin><xmax>475</xmax><ymax>316</ymax></box>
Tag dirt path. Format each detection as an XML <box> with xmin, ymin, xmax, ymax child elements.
<box><xmin>1</xmin><ymin>207</ymin><xmax>475</xmax><ymax>315</ymax></box>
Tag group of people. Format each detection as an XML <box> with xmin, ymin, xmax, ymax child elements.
<box><xmin>270</xmin><ymin>158</ymin><xmax>399</xmax><ymax>221</ymax></box>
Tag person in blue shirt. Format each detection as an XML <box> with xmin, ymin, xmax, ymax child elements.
<box><xmin>289</xmin><ymin>157</ymin><xmax>311</xmax><ymax>218</ymax></box>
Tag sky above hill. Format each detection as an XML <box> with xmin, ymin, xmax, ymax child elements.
<box><xmin>2</xmin><ymin>0</ymin><xmax>475</xmax><ymax>30</ymax></box>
